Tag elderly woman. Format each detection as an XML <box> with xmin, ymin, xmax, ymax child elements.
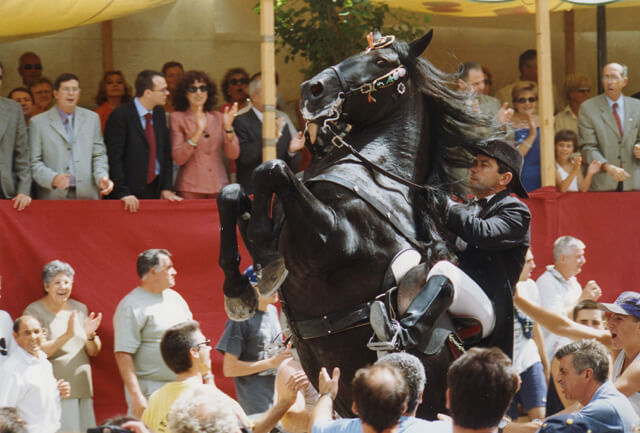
<box><xmin>94</xmin><ymin>70</ymin><xmax>133</xmax><ymax>132</ymax></box>
<box><xmin>23</xmin><ymin>260</ymin><xmax>102</xmax><ymax>432</ymax></box>
<box><xmin>170</xmin><ymin>70</ymin><xmax>240</xmax><ymax>198</ymax></box>
<box><xmin>511</xmin><ymin>81</ymin><xmax>541</xmax><ymax>192</ymax></box>
<box><xmin>555</xmin><ymin>74</ymin><xmax>592</xmax><ymax>134</ymax></box>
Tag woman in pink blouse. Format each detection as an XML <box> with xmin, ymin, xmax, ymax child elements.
<box><xmin>170</xmin><ymin>71</ymin><xmax>239</xmax><ymax>198</ymax></box>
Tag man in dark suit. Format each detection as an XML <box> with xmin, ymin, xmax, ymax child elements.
<box><xmin>233</xmin><ymin>75</ymin><xmax>303</xmax><ymax>194</ymax></box>
<box><xmin>0</xmin><ymin>61</ymin><xmax>31</xmax><ymax>210</ymax></box>
<box><xmin>105</xmin><ymin>69</ymin><xmax>182</xmax><ymax>212</ymax></box>
<box><xmin>371</xmin><ymin>139</ymin><xmax>531</xmax><ymax>358</ymax></box>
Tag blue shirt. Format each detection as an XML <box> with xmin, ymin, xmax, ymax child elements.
<box><xmin>312</xmin><ymin>415</ymin><xmax>451</xmax><ymax>433</ymax></box>
<box><xmin>515</xmin><ymin>126</ymin><xmax>541</xmax><ymax>192</ymax></box>
<box><xmin>543</xmin><ymin>381</ymin><xmax>639</xmax><ymax>433</ymax></box>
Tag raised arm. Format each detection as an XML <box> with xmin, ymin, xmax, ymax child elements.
<box><xmin>514</xmin><ymin>288</ymin><xmax>611</xmax><ymax>346</ymax></box>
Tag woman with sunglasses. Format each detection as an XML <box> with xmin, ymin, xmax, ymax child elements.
<box><xmin>94</xmin><ymin>70</ymin><xmax>133</xmax><ymax>132</ymax></box>
<box><xmin>219</xmin><ymin>68</ymin><xmax>251</xmax><ymax>114</ymax></box>
<box><xmin>511</xmin><ymin>81</ymin><xmax>541</xmax><ymax>192</ymax></box>
<box><xmin>170</xmin><ymin>70</ymin><xmax>239</xmax><ymax>198</ymax></box>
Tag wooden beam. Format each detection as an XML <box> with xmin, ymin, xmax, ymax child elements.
<box><xmin>563</xmin><ymin>10</ymin><xmax>575</xmax><ymax>76</ymax></box>
<box><xmin>101</xmin><ymin>20</ymin><xmax>114</xmax><ymax>72</ymax></box>
<box><xmin>536</xmin><ymin>0</ymin><xmax>555</xmax><ymax>188</ymax></box>
<box><xmin>260</xmin><ymin>0</ymin><xmax>277</xmax><ymax>162</ymax></box>
<box><xmin>596</xmin><ymin>5</ymin><xmax>607</xmax><ymax>94</ymax></box>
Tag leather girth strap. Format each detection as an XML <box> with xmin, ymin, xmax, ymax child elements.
<box><xmin>284</xmin><ymin>300</ymin><xmax>372</xmax><ymax>340</ymax></box>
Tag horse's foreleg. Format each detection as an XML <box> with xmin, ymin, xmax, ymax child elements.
<box><xmin>217</xmin><ymin>184</ymin><xmax>258</xmax><ymax>320</ymax></box>
<box><xmin>250</xmin><ymin>159</ymin><xmax>337</xmax><ymax>295</ymax></box>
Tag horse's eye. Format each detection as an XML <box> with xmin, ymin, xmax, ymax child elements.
<box><xmin>375</xmin><ymin>58</ymin><xmax>387</xmax><ymax>67</ymax></box>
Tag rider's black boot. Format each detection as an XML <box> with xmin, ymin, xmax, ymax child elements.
<box><xmin>370</xmin><ymin>275</ymin><xmax>454</xmax><ymax>350</ymax></box>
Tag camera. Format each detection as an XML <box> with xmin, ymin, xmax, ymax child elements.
<box><xmin>87</xmin><ymin>426</ymin><xmax>132</xmax><ymax>433</ymax></box>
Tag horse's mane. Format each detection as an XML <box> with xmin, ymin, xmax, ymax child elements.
<box><xmin>393</xmin><ymin>39</ymin><xmax>502</xmax><ymax>196</ymax></box>
<box><xmin>391</xmin><ymin>38</ymin><xmax>506</xmax><ymax>264</ymax></box>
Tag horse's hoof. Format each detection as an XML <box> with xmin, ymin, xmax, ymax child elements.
<box><xmin>255</xmin><ymin>257</ymin><xmax>288</xmax><ymax>296</ymax></box>
<box><xmin>224</xmin><ymin>290</ymin><xmax>259</xmax><ymax>321</ymax></box>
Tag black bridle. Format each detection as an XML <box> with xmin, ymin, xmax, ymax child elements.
<box><xmin>320</xmin><ymin>62</ymin><xmax>437</xmax><ymax>194</ymax></box>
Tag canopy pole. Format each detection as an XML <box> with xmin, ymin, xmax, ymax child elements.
<box><xmin>536</xmin><ymin>0</ymin><xmax>555</xmax><ymax>187</ymax></box>
<box><xmin>596</xmin><ymin>5</ymin><xmax>607</xmax><ymax>94</ymax></box>
<box><xmin>260</xmin><ymin>0</ymin><xmax>277</xmax><ymax>161</ymax></box>
<box><xmin>564</xmin><ymin>11</ymin><xmax>575</xmax><ymax>76</ymax></box>
<box><xmin>101</xmin><ymin>20</ymin><xmax>114</xmax><ymax>72</ymax></box>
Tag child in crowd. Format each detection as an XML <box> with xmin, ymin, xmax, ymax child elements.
<box><xmin>554</xmin><ymin>129</ymin><xmax>600</xmax><ymax>192</ymax></box>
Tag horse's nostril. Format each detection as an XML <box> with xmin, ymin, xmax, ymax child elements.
<box><xmin>310</xmin><ymin>82</ymin><xmax>324</xmax><ymax>97</ymax></box>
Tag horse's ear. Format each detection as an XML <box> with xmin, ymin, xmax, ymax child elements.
<box><xmin>409</xmin><ymin>30</ymin><xmax>433</xmax><ymax>58</ymax></box>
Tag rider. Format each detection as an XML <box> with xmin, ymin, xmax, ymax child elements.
<box><xmin>370</xmin><ymin>138</ymin><xmax>531</xmax><ymax>358</ymax></box>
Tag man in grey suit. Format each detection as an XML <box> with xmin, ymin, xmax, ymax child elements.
<box><xmin>30</xmin><ymin>73</ymin><xmax>113</xmax><ymax>199</ymax></box>
<box><xmin>0</xmin><ymin>60</ymin><xmax>32</xmax><ymax>210</ymax></box>
<box><xmin>579</xmin><ymin>62</ymin><xmax>640</xmax><ymax>191</ymax></box>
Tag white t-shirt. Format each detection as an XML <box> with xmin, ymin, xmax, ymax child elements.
<box><xmin>513</xmin><ymin>279</ymin><xmax>542</xmax><ymax>373</ymax></box>
<box><xmin>0</xmin><ymin>346</ymin><xmax>61</xmax><ymax>433</ymax></box>
<box><xmin>613</xmin><ymin>350</ymin><xmax>640</xmax><ymax>417</ymax></box>
<box><xmin>536</xmin><ymin>266</ymin><xmax>582</xmax><ymax>360</ymax></box>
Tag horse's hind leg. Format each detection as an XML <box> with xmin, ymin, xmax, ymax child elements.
<box><xmin>217</xmin><ymin>184</ymin><xmax>258</xmax><ymax>321</ymax></box>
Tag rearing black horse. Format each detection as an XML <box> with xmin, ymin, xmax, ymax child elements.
<box><xmin>217</xmin><ymin>31</ymin><xmax>493</xmax><ymax>419</ymax></box>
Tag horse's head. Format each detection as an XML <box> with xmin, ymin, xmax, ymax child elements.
<box><xmin>300</xmin><ymin>31</ymin><xmax>434</xmax><ymax>155</ymax></box>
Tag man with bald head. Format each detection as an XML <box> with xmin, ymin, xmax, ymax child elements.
<box><xmin>579</xmin><ymin>62</ymin><xmax>640</xmax><ymax>191</ymax></box>
<box><xmin>0</xmin><ymin>316</ymin><xmax>70</xmax><ymax>433</ymax></box>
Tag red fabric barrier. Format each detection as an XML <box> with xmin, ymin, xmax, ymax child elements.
<box><xmin>0</xmin><ymin>199</ymin><xmax>249</xmax><ymax>422</ymax></box>
<box><xmin>0</xmin><ymin>189</ymin><xmax>637</xmax><ymax>421</ymax></box>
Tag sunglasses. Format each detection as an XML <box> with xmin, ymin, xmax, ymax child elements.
<box><xmin>23</xmin><ymin>64</ymin><xmax>42</xmax><ymax>70</ymax></box>
<box><xmin>515</xmin><ymin>97</ymin><xmax>537</xmax><ymax>104</ymax></box>
<box><xmin>230</xmin><ymin>78</ymin><xmax>249</xmax><ymax>86</ymax></box>
<box><xmin>187</xmin><ymin>85</ymin><xmax>208</xmax><ymax>93</ymax></box>
<box><xmin>194</xmin><ymin>339</ymin><xmax>211</xmax><ymax>349</ymax></box>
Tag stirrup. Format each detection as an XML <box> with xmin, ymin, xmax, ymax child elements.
<box><xmin>367</xmin><ymin>327</ymin><xmax>401</xmax><ymax>353</ymax></box>
<box><xmin>367</xmin><ymin>301</ymin><xmax>402</xmax><ymax>354</ymax></box>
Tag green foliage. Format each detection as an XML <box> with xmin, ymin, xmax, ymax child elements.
<box><xmin>254</xmin><ymin>0</ymin><xmax>430</xmax><ymax>79</ymax></box>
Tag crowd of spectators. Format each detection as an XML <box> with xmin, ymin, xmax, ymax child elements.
<box><xmin>0</xmin><ymin>52</ymin><xmax>306</xmax><ymax>213</ymax></box>
<box><xmin>2</xmin><ymin>47</ymin><xmax>640</xmax><ymax>433</ymax></box>
<box><xmin>1</xmin><ymin>50</ymin><xmax>639</xmax><ymax>216</ymax></box>
<box><xmin>460</xmin><ymin>52</ymin><xmax>640</xmax><ymax>194</ymax></box>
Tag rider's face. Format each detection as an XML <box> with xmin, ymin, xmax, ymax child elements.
<box><xmin>469</xmin><ymin>154</ymin><xmax>511</xmax><ymax>198</ymax></box>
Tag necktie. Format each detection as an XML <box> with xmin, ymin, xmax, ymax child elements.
<box><xmin>145</xmin><ymin>113</ymin><xmax>157</xmax><ymax>184</ymax></box>
<box><xmin>612</xmin><ymin>103</ymin><xmax>625</xmax><ymax>192</ymax></box>
<box><xmin>613</xmin><ymin>103</ymin><xmax>624</xmax><ymax>137</ymax></box>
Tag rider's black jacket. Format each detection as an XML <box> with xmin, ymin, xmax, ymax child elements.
<box><xmin>444</xmin><ymin>189</ymin><xmax>531</xmax><ymax>358</ymax></box>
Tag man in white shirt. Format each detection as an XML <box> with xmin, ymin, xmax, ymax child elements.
<box><xmin>536</xmin><ymin>236</ymin><xmax>601</xmax><ymax>361</ymax></box>
<box><xmin>0</xmin><ymin>316</ymin><xmax>70</xmax><ymax>433</ymax></box>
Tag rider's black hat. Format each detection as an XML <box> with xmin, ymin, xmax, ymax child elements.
<box><xmin>472</xmin><ymin>139</ymin><xmax>529</xmax><ymax>199</ymax></box>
